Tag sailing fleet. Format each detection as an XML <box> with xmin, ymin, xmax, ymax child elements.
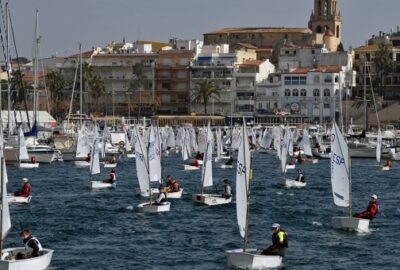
<box><xmin>0</xmin><ymin>115</ymin><xmax>393</xmax><ymax>269</ymax></box>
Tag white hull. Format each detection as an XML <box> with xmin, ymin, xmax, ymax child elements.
<box><xmin>137</xmin><ymin>201</ymin><xmax>171</xmax><ymax>213</ymax></box>
<box><xmin>332</xmin><ymin>216</ymin><xmax>370</xmax><ymax>232</ymax></box>
<box><xmin>74</xmin><ymin>160</ymin><xmax>91</xmax><ymax>167</ymax></box>
<box><xmin>167</xmin><ymin>189</ymin><xmax>183</xmax><ymax>199</ymax></box>
<box><xmin>7</xmin><ymin>195</ymin><xmax>31</xmax><ymax>204</ymax></box>
<box><xmin>277</xmin><ymin>178</ymin><xmax>306</xmax><ymax>188</ymax></box>
<box><xmin>220</xmin><ymin>164</ymin><xmax>233</xmax><ymax>169</ymax></box>
<box><xmin>104</xmin><ymin>163</ymin><xmax>117</xmax><ymax>168</ymax></box>
<box><xmin>381</xmin><ymin>166</ymin><xmax>390</xmax><ymax>171</ymax></box>
<box><xmin>0</xmin><ymin>247</ymin><xmax>53</xmax><ymax>270</ymax></box>
<box><xmin>126</xmin><ymin>153</ymin><xmax>135</xmax><ymax>158</ymax></box>
<box><xmin>192</xmin><ymin>194</ymin><xmax>232</xmax><ymax>206</ymax></box>
<box><xmin>285</xmin><ymin>164</ymin><xmax>295</xmax><ymax>170</ymax></box>
<box><xmin>349</xmin><ymin>148</ymin><xmax>376</xmax><ymax>158</ymax></box>
<box><xmin>27</xmin><ymin>150</ymin><xmax>56</xmax><ymax>164</ymax></box>
<box><xmin>226</xmin><ymin>248</ymin><xmax>282</xmax><ymax>269</ymax></box>
<box><xmin>312</xmin><ymin>148</ymin><xmax>330</xmax><ymax>159</ymax></box>
<box><xmin>83</xmin><ymin>180</ymin><xmax>115</xmax><ymax>189</ymax></box>
<box><xmin>135</xmin><ymin>188</ymin><xmax>160</xmax><ymax>197</ymax></box>
<box><xmin>183</xmin><ymin>164</ymin><xmax>200</xmax><ymax>171</ymax></box>
<box><xmin>16</xmin><ymin>163</ymin><xmax>39</xmax><ymax>169</ymax></box>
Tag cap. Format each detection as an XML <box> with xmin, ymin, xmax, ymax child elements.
<box><xmin>297</xmin><ymin>169</ymin><xmax>302</xmax><ymax>173</ymax></box>
<box><xmin>371</xmin><ymin>194</ymin><xmax>378</xmax><ymax>200</ymax></box>
<box><xmin>22</xmin><ymin>177</ymin><xmax>28</xmax><ymax>182</ymax></box>
<box><xmin>271</xmin><ymin>223</ymin><xmax>280</xmax><ymax>229</ymax></box>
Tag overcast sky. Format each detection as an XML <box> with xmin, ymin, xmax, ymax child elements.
<box><xmin>7</xmin><ymin>0</ymin><xmax>400</xmax><ymax>58</ymax></box>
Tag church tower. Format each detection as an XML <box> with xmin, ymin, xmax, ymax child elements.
<box><xmin>308</xmin><ymin>0</ymin><xmax>342</xmax><ymax>51</ymax></box>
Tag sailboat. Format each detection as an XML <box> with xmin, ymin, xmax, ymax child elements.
<box><xmin>226</xmin><ymin>121</ymin><xmax>282</xmax><ymax>269</ymax></box>
<box><xmin>136</xmin><ymin>126</ymin><xmax>170</xmax><ymax>213</ymax></box>
<box><xmin>377</xmin><ymin>129</ymin><xmax>389</xmax><ymax>171</ymax></box>
<box><xmin>192</xmin><ymin>123</ymin><xmax>231</xmax><ymax>206</ymax></box>
<box><xmin>16</xmin><ymin>126</ymin><xmax>39</xmax><ymax>169</ymax></box>
<box><xmin>330</xmin><ymin>121</ymin><xmax>370</xmax><ymax>232</ymax></box>
<box><xmin>0</xmin><ymin>128</ymin><xmax>53</xmax><ymax>269</ymax></box>
<box><xmin>73</xmin><ymin>126</ymin><xmax>91</xmax><ymax>167</ymax></box>
<box><xmin>182</xmin><ymin>128</ymin><xmax>199</xmax><ymax>171</ymax></box>
<box><xmin>277</xmin><ymin>128</ymin><xmax>306</xmax><ymax>188</ymax></box>
<box><xmin>83</xmin><ymin>139</ymin><xmax>115</xmax><ymax>189</ymax></box>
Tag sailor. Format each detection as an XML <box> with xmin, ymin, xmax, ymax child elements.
<box><xmin>110</xmin><ymin>154</ymin><xmax>116</xmax><ymax>164</ymax></box>
<box><xmin>384</xmin><ymin>159</ymin><xmax>392</xmax><ymax>168</ymax></box>
<box><xmin>221</xmin><ymin>179</ymin><xmax>232</xmax><ymax>198</ymax></box>
<box><xmin>154</xmin><ymin>186</ymin><xmax>167</xmax><ymax>205</ymax></box>
<box><xmin>86</xmin><ymin>153</ymin><xmax>91</xmax><ymax>162</ymax></box>
<box><xmin>295</xmin><ymin>169</ymin><xmax>305</xmax><ymax>183</ymax></box>
<box><xmin>166</xmin><ymin>175</ymin><xmax>180</xmax><ymax>192</ymax></box>
<box><xmin>195</xmin><ymin>151</ymin><xmax>202</xmax><ymax>160</ymax></box>
<box><xmin>225</xmin><ymin>156</ymin><xmax>234</xmax><ymax>166</ymax></box>
<box><xmin>103</xmin><ymin>169</ymin><xmax>116</xmax><ymax>184</ymax></box>
<box><xmin>353</xmin><ymin>194</ymin><xmax>379</xmax><ymax>220</ymax></box>
<box><xmin>261</xmin><ymin>223</ymin><xmax>288</xmax><ymax>257</ymax></box>
<box><xmin>14</xmin><ymin>178</ymin><xmax>31</xmax><ymax>197</ymax></box>
<box><xmin>19</xmin><ymin>229</ymin><xmax>43</xmax><ymax>258</ymax></box>
<box><xmin>191</xmin><ymin>158</ymin><xmax>200</xmax><ymax>167</ymax></box>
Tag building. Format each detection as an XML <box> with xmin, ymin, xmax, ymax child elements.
<box><xmin>353</xmin><ymin>31</ymin><xmax>400</xmax><ymax>99</ymax></box>
<box><xmin>203</xmin><ymin>0</ymin><xmax>342</xmax><ymax>61</ymax></box>
<box><xmin>155</xmin><ymin>49</ymin><xmax>194</xmax><ymax>114</ymax></box>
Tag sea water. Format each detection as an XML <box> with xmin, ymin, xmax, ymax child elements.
<box><xmin>5</xmin><ymin>151</ymin><xmax>399</xmax><ymax>269</ymax></box>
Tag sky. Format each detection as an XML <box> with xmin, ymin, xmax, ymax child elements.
<box><xmin>6</xmin><ymin>0</ymin><xmax>400</xmax><ymax>59</ymax></box>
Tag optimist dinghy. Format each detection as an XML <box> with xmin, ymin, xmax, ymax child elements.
<box><xmin>226</xmin><ymin>122</ymin><xmax>282</xmax><ymax>269</ymax></box>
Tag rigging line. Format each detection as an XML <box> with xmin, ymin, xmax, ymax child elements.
<box><xmin>366</xmin><ymin>63</ymin><xmax>380</xmax><ymax>129</ymax></box>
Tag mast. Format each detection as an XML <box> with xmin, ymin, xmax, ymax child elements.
<box><xmin>79</xmin><ymin>43</ymin><xmax>83</xmax><ymax>127</ymax></box>
<box><xmin>33</xmin><ymin>9</ymin><xmax>39</xmax><ymax>127</ymax></box>
<box><xmin>348</xmin><ymin>142</ymin><xmax>352</xmax><ymax>217</ymax></box>
<box><xmin>243</xmin><ymin>123</ymin><xmax>250</xmax><ymax>252</ymax></box>
<box><xmin>0</xmin><ymin>156</ymin><xmax>3</xmax><ymax>255</ymax></box>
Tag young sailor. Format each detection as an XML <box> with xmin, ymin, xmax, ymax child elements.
<box><xmin>353</xmin><ymin>194</ymin><xmax>379</xmax><ymax>220</ymax></box>
<box><xmin>295</xmin><ymin>169</ymin><xmax>305</xmax><ymax>182</ymax></box>
<box><xmin>19</xmin><ymin>229</ymin><xmax>43</xmax><ymax>258</ymax></box>
<box><xmin>103</xmin><ymin>169</ymin><xmax>116</xmax><ymax>184</ymax></box>
<box><xmin>154</xmin><ymin>186</ymin><xmax>167</xmax><ymax>205</ymax></box>
<box><xmin>261</xmin><ymin>223</ymin><xmax>288</xmax><ymax>257</ymax></box>
<box><xmin>14</xmin><ymin>178</ymin><xmax>31</xmax><ymax>197</ymax></box>
<box><xmin>221</xmin><ymin>179</ymin><xmax>232</xmax><ymax>198</ymax></box>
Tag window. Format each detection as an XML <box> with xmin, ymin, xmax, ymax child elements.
<box><xmin>161</xmin><ymin>83</ymin><xmax>171</xmax><ymax>90</ymax></box>
<box><xmin>300</xmin><ymin>89</ymin><xmax>307</xmax><ymax>96</ymax></box>
<box><xmin>323</xmin><ymin>89</ymin><xmax>330</xmax><ymax>96</ymax></box>
<box><xmin>355</xmin><ymin>54</ymin><xmax>360</xmax><ymax>60</ymax></box>
<box><xmin>292</xmin><ymin>89</ymin><xmax>299</xmax><ymax>96</ymax></box>
<box><xmin>324</xmin><ymin>76</ymin><xmax>332</xmax><ymax>83</ymax></box>
<box><xmin>335</xmin><ymin>76</ymin><xmax>339</xmax><ymax>83</ymax></box>
<box><xmin>284</xmin><ymin>89</ymin><xmax>291</xmax><ymax>96</ymax></box>
<box><xmin>324</xmin><ymin>104</ymin><xmax>330</xmax><ymax>109</ymax></box>
<box><xmin>313</xmin><ymin>89</ymin><xmax>320</xmax><ymax>97</ymax></box>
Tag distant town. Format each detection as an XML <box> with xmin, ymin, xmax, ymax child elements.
<box><xmin>2</xmin><ymin>0</ymin><xmax>399</xmax><ymax>129</ymax></box>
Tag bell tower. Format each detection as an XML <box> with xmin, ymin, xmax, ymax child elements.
<box><xmin>308</xmin><ymin>0</ymin><xmax>342</xmax><ymax>51</ymax></box>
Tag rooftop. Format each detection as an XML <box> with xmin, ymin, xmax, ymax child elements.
<box><xmin>205</xmin><ymin>27</ymin><xmax>312</xmax><ymax>35</ymax></box>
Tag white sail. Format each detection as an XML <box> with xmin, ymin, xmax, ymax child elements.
<box><xmin>216</xmin><ymin>128</ymin><xmax>223</xmax><ymax>160</ymax></box>
<box><xmin>166</xmin><ymin>127</ymin><xmax>175</xmax><ymax>149</ymax></box>
<box><xmin>288</xmin><ymin>129</ymin><xmax>294</xmax><ymax>157</ymax></box>
<box><xmin>202</xmin><ymin>123</ymin><xmax>213</xmax><ymax>188</ymax></box>
<box><xmin>76</xmin><ymin>127</ymin><xmax>90</xmax><ymax>158</ymax></box>
<box><xmin>280</xmin><ymin>129</ymin><xmax>289</xmax><ymax>173</ymax></box>
<box><xmin>376</xmin><ymin>128</ymin><xmax>382</xmax><ymax>164</ymax></box>
<box><xmin>176</xmin><ymin>127</ymin><xmax>185</xmax><ymax>149</ymax></box>
<box><xmin>197</xmin><ymin>127</ymin><xmax>207</xmax><ymax>154</ymax></box>
<box><xmin>18</xmin><ymin>126</ymin><xmax>29</xmax><ymax>160</ymax></box>
<box><xmin>134</xmin><ymin>127</ymin><xmax>149</xmax><ymax>193</ymax></box>
<box><xmin>189</xmin><ymin>127</ymin><xmax>197</xmax><ymax>153</ymax></box>
<box><xmin>330</xmin><ymin>121</ymin><xmax>350</xmax><ymax>208</ymax></box>
<box><xmin>302</xmin><ymin>129</ymin><xmax>313</xmax><ymax>156</ymax></box>
<box><xmin>181</xmin><ymin>129</ymin><xmax>189</xmax><ymax>161</ymax></box>
<box><xmin>124</xmin><ymin>127</ymin><xmax>132</xmax><ymax>152</ymax></box>
<box><xmin>90</xmin><ymin>139</ymin><xmax>101</xmax><ymax>175</ymax></box>
<box><xmin>236</xmin><ymin>122</ymin><xmax>250</xmax><ymax>238</ymax></box>
<box><xmin>0</xmin><ymin>129</ymin><xmax>11</xmax><ymax>239</ymax></box>
<box><xmin>231</xmin><ymin>127</ymin><xmax>241</xmax><ymax>150</ymax></box>
<box><xmin>260</xmin><ymin>128</ymin><xmax>273</xmax><ymax>149</ymax></box>
<box><xmin>149</xmin><ymin>126</ymin><xmax>162</xmax><ymax>183</ymax></box>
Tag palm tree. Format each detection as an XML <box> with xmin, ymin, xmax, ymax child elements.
<box><xmin>89</xmin><ymin>75</ymin><xmax>106</xmax><ymax>110</ymax></box>
<box><xmin>374</xmin><ymin>44</ymin><xmax>393</xmax><ymax>98</ymax></box>
<box><xmin>191</xmin><ymin>79</ymin><xmax>220</xmax><ymax>115</ymax></box>
<box><xmin>46</xmin><ymin>70</ymin><xmax>65</xmax><ymax>116</ymax></box>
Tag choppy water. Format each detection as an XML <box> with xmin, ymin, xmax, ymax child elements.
<box><xmin>5</xmin><ymin>152</ymin><xmax>400</xmax><ymax>270</ymax></box>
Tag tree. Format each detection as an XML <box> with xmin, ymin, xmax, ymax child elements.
<box><xmin>89</xmin><ymin>75</ymin><xmax>106</xmax><ymax>110</ymax></box>
<box><xmin>191</xmin><ymin>79</ymin><xmax>220</xmax><ymax>114</ymax></box>
<box><xmin>10</xmin><ymin>70</ymin><xmax>28</xmax><ymax>103</ymax></box>
<box><xmin>374</xmin><ymin>44</ymin><xmax>393</xmax><ymax>98</ymax></box>
<box><xmin>46</xmin><ymin>70</ymin><xmax>65</xmax><ymax>116</ymax></box>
